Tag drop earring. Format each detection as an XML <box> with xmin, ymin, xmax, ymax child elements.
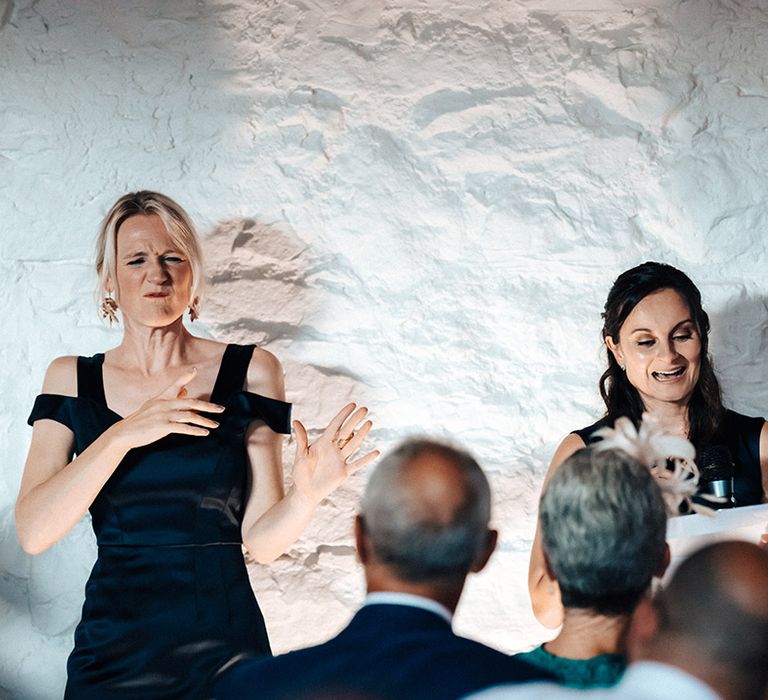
<box><xmin>101</xmin><ymin>292</ymin><xmax>118</xmax><ymax>325</ymax></box>
<box><xmin>188</xmin><ymin>297</ymin><xmax>200</xmax><ymax>322</ymax></box>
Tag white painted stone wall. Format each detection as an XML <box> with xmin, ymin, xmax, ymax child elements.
<box><xmin>2</xmin><ymin>0</ymin><xmax>768</xmax><ymax>697</ymax></box>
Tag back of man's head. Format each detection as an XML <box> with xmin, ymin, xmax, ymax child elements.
<box><xmin>539</xmin><ymin>447</ymin><xmax>668</xmax><ymax>616</ymax></box>
<box><xmin>636</xmin><ymin>540</ymin><xmax>768</xmax><ymax>700</ymax></box>
<box><xmin>358</xmin><ymin>438</ymin><xmax>492</xmax><ymax>585</ymax></box>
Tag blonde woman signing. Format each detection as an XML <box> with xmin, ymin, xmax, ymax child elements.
<box><xmin>15</xmin><ymin>191</ymin><xmax>379</xmax><ymax>700</ymax></box>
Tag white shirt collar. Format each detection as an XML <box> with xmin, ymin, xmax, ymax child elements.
<box><xmin>621</xmin><ymin>661</ymin><xmax>722</xmax><ymax>700</ymax></box>
<box><xmin>363</xmin><ymin>592</ymin><xmax>453</xmax><ymax>625</ymax></box>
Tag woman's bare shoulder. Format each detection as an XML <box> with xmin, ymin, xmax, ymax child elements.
<box><xmin>544</xmin><ymin>432</ymin><xmax>587</xmax><ymax>485</ymax></box>
<box><xmin>41</xmin><ymin>356</ymin><xmax>78</xmax><ymax>396</ymax></box>
<box><xmin>554</xmin><ymin>431</ymin><xmax>587</xmax><ymax>459</ymax></box>
<box><xmin>246</xmin><ymin>348</ymin><xmax>285</xmax><ymax>399</ymax></box>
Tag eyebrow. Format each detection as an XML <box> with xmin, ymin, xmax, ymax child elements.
<box><xmin>629</xmin><ymin>319</ymin><xmax>695</xmax><ymax>334</ymax></box>
<box><xmin>121</xmin><ymin>249</ymin><xmax>181</xmax><ymax>259</ymax></box>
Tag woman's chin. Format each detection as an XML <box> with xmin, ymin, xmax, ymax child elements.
<box><xmin>123</xmin><ymin>312</ymin><xmax>186</xmax><ymax>329</ymax></box>
<box><xmin>642</xmin><ymin>385</ymin><xmax>695</xmax><ymax>407</ymax></box>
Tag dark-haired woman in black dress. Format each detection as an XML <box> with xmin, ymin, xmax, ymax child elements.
<box><xmin>528</xmin><ymin>262</ymin><xmax>767</xmax><ymax>629</ymax></box>
<box><xmin>16</xmin><ymin>190</ymin><xmax>379</xmax><ymax>698</ymax></box>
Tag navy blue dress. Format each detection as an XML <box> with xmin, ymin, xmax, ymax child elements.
<box><xmin>27</xmin><ymin>344</ymin><xmax>291</xmax><ymax>699</ymax></box>
<box><xmin>573</xmin><ymin>409</ymin><xmax>764</xmax><ymax>506</ymax></box>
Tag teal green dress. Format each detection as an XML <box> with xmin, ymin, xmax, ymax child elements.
<box><xmin>515</xmin><ymin>644</ymin><xmax>626</xmax><ymax>688</ymax></box>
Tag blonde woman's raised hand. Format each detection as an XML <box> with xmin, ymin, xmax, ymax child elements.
<box><xmin>110</xmin><ymin>368</ymin><xmax>224</xmax><ymax>450</ymax></box>
<box><xmin>291</xmin><ymin>403</ymin><xmax>379</xmax><ymax>505</ymax></box>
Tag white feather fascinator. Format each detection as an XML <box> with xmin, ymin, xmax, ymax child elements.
<box><xmin>593</xmin><ymin>413</ymin><xmax>716</xmax><ymax>516</ymax></box>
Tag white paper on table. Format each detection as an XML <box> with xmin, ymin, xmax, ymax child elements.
<box><xmin>663</xmin><ymin>503</ymin><xmax>768</xmax><ymax>581</ymax></box>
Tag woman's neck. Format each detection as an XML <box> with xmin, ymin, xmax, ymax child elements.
<box><xmin>543</xmin><ymin>608</ymin><xmax>631</xmax><ymax>659</ymax></box>
<box><xmin>640</xmin><ymin>398</ymin><xmax>690</xmax><ymax>438</ymax></box>
<box><xmin>113</xmin><ymin>318</ymin><xmax>196</xmax><ymax>375</ymax></box>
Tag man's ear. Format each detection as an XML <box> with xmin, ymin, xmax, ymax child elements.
<box><xmin>542</xmin><ymin>551</ymin><xmax>562</xmax><ymax>596</ymax></box>
<box><xmin>542</xmin><ymin>551</ymin><xmax>557</xmax><ymax>583</ymax></box>
<box><xmin>471</xmin><ymin>529</ymin><xmax>498</xmax><ymax>573</ymax></box>
<box><xmin>656</xmin><ymin>542</ymin><xmax>671</xmax><ymax>579</ymax></box>
<box><xmin>537</xmin><ymin>550</ymin><xmax>563</xmax><ymax>625</ymax></box>
<box><xmin>605</xmin><ymin>335</ymin><xmax>624</xmax><ymax>367</ymax></box>
<box><xmin>628</xmin><ymin>594</ymin><xmax>660</xmax><ymax>661</ymax></box>
<box><xmin>354</xmin><ymin>514</ymin><xmax>369</xmax><ymax>565</ymax></box>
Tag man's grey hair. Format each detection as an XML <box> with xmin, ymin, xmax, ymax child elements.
<box><xmin>359</xmin><ymin>438</ymin><xmax>491</xmax><ymax>583</ymax></box>
<box><xmin>540</xmin><ymin>447</ymin><xmax>667</xmax><ymax>615</ymax></box>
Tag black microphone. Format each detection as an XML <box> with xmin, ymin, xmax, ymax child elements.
<box><xmin>697</xmin><ymin>445</ymin><xmax>736</xmax><ymax>508</ymax></box>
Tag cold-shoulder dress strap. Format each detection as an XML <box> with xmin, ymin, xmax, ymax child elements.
<box><xmin>212</xmin><ymin>344</ymin><xmax>292</xmax><ymax>435</ymax></box>
<box><xmin>234</xmin><ymin>392</ymin><xmax>292</xmax><ymax>434</ymax></box>
<box><xmin>27</xmin><ymin>354</ymin><xmax>105</xmax><ymax>431</ymax></box>
<box><xmin>210</xmin><ymin>344</ymin><xmax>256</xmax><ymax>403</ymax></box>
<box><xmin>77</xmin><ymin>353</ymin><xmax>107</xmax><ymax>404</ymax></box>
<box><xmin>27</xmin><ymin>394</ymin><xmax>77</xmax><ymax>429</ymax></box>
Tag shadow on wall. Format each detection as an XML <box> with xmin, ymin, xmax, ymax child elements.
<box><xmin>709</xmin><ymin>292</ymin><xmax>768</xmax><ymax>418</ymax></box>
<box><xmin>200</xmin><ymin>218</ymin><xmax>372</xmax><ymax>616</ymax></box>
<box><xmin>0</xmin><ymin>514</ymin><xmax>94</xmax><ymax>699</ymax></box>
<box><xmin>0</xmin><ymin>1</ymin><xmax>12</xmax><ymax>29</ymax></box>
<box><xmin>201</xmin><ymin>218</ymin><xmax>317</xmax><ymax>346</ymax></box>
<box><xmin>201</xmin><ymin>216</ymin><xmax>369</xmax><ymax>418</ymax></box>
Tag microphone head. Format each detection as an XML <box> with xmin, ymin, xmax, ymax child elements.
<box><xmin>698</xmin><ymin>445</ymin><xmax>735</xmax><ymax>482</ymax></box>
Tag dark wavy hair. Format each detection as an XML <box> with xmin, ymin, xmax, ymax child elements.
<box><xmin>599</xmin><ymin>262</ymin><xmax>724</xmax><ymax>448</ymax></box>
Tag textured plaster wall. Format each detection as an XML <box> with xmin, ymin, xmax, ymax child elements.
<box><xmin>2</xmin><ymin>0</ymin><xmax>768</xmax><ymax>697</ymax></box>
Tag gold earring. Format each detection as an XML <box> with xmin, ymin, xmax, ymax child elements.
<box><xmin>188</xmin><ymin>297</ymin><xmax>200</xmax><ymax>322</ymax></box>
<box><xmin>101</xmin><ymin>293</ymin><xmax>118</xmax><ymax>325</ymax></box>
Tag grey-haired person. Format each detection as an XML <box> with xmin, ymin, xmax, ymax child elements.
<box><xmin>472</xmin><ymin>540</ymin><xmax>768</xmax><ymax>700</ymax></box>
<box><xmin>214</xmin><ymin>438</ymin><xmax>552</xmax><ymax>700</ymax></box>
<box><xmin>516</xmin><ymin>445</ymin><xmax>670</xmax><ymax>688</ymax></box>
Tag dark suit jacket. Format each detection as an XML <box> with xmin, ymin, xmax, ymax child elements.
<box><xmin>212</xmin><ymin>603</ymin><xmax>552</xmax><ymax>700</ymax></box>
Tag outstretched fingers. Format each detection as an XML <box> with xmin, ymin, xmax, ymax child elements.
<box><xmin>159</xmin><ymin>367</ymin><xmax>199</xmax><ymax>399</ymax></box>
<box><xmin>171</xmin><ymin>422</ymin><xmax>212</xmax><ymax>437</ymax></box>
<box><xmin>345</xmin><ymin>449</ymin><xmax>380</xmax><ymax>475</ymax></box>
<box><xmin>170</xmin><ymin>398</ymin><xmax>226</xmax><ymax>415</ymax></box>
<box><xmin>147</xmin><ymin>369</ymin><xmax>226</xmax><ymax>439</ymax></box>
<box><xmin>321</xmin><ymin>403</ymin><xmax>357</xmax><ymax>441</ymax></box>
<box><xmin>169</xmin><ymin>409</ymin><xmax>221</xmax><ymax>430</ymax></box>
<box><xmin>331</xmin><ymin>406</ymin><xmax>370</xmax><ymax>453</ymax></box>
<box><xmin>340</xmin><ymin>419</ymin><xmax>372</xmax><ymax>459</ymax></box>
<box><xmin>337</xmin><ymin>406</ymin><xmax>369</xmax><ymax>437</ymax></box>
<box><xmin>293</xmin><ymin>420</ymin><xmax>309</xmax><ymax>455</ymax></box>
<box><xmin>336</xmin><ymin>407</ymin><xmax>378</xmax><ymax>474</ymax></box>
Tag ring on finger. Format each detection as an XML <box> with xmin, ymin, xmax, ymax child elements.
<box><xmin>337</xmin><ymin>433</ymin><xmax>354</xmax><ymax>450</ymax></box>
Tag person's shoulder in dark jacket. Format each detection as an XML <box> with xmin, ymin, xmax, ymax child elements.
<box><xmin>212</xmin><ymin>605</ymin><xmax>552</xmax><ymax>700</ymax></box>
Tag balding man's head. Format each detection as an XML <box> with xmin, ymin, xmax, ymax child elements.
<box><xmin>634</xmin><ymin>541</ymin><xmax>768</xmax><ymax>700</ymax></box>
<box><xmin>358</xmin><ymin>439</ymin><xmax>493</xmax><ymax>584</ymax></box>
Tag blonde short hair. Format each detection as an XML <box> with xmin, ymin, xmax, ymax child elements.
<box><xmin>95</xmin><ymin>191</ymin><xmax>205</xmax><ymax>319</ymax></box>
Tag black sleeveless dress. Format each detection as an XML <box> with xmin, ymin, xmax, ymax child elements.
<box><xmin>573</xmin><ymin>409</ymin><xmax>764</xmax><ymax>506</ymax></box>
<box><xmin>27</xmin><ymin>344</ymin><xmax>292</xmax><ymax>699</ymax></box>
